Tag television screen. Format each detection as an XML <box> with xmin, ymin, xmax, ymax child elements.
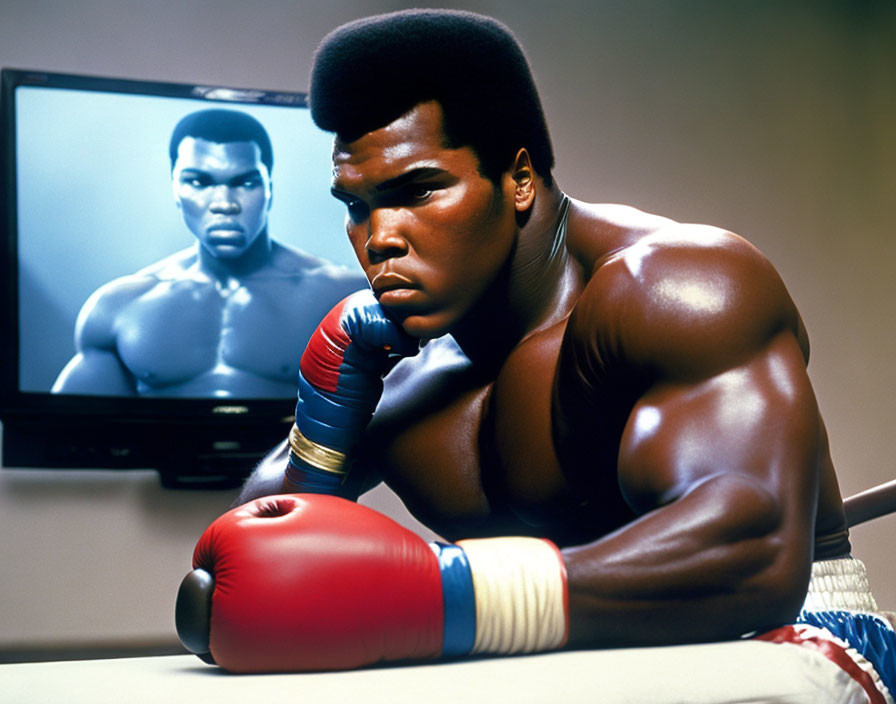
<box><xmin>0</xmin><ymin>68</ymin><xmax>367</xmax><ymax>487</ymax></box>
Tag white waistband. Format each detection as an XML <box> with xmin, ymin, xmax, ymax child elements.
<box><xmin>801</xmin><ymin>556</ymin><xmax>879</xmax><ymax>613</ymax></box>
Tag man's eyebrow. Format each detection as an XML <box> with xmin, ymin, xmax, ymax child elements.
<box><xmin>330</xmin><ymin>166</ymin><xmax>449</xmax><ymax>199</ymax></box>
<box><xmin>374</xmin><ymin>167</ymin><xmax>449</xmax><ymax>193</ymax></box>
<box><xmin>177</xmin><ymin>168</ymin><xmax>262</xmax><ymax>183</ymax></box>
<box><xmin>227</xmin><ymin>169</ymin><xmax>263</xmax><ymax>183</ymax></box>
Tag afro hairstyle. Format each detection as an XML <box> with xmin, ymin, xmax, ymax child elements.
<box><xmin>309</xmin><ymin>9</ymin><xmax>554</xmax><ymax>186</ymax></box>
<box><xmin>169</xmin><ymin>109</ymin><xmax>273</xmax><ymax>173</ymax></box>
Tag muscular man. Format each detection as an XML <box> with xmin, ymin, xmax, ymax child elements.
<box><xmin>53</xmin><ymin>108</ymin><xmax>365</xmax><ymax>398</ymax></box>
<box><xmin>197</xmin><ymin>9</ymin><xmax>892</xmax><ymax>686</ymax></box>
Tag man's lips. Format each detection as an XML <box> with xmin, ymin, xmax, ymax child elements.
<box><xmin>371</xmin><ymin>271</ymin><xmax>416</xmax><ymax>296</ymax></box>
<box><xmin>207</xmin><ymin>221</ymin><xmax>245</xmax><ymax>233</ymax></box>
<box><xmin>206</xmin><ymin>224</ymin><xmax>246</xmax><ymax>245</ymax></box>
<box><xmin>371</xmin><ymin>272</ymin><xmax>423</xmax><ymax>307</ymax></box>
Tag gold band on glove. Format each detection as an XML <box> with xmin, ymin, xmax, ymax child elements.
<box><xmin>288</xmin><ymin>424</ymin><xmax>348</xmax><ymax>476</ymax></box>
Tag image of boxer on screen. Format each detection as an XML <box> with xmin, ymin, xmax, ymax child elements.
<box><xmin>217</xmin><ymin>9</ymin><xmax>894</xmax><ymax>684</ymax></box>
<box><xmin>52</xmin><ymin>108</ymin><xmax>365</xmax><ymax>398</ymax></box>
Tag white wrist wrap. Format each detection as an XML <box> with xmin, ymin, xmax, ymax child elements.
<box><xmin>456</xmin><ymin>537</ymin><xmax>568</xmax><ymax>655</ymax></box>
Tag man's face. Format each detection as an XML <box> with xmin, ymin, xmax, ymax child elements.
<box><xmin>171</xmin><ymin>137</ymin><xmax>273</xmax><ymax>259</ymax></box>
<box><xmin>330</xmin><ymin>101</ymin><xmax>518</xmax><ymax>339</ymax></box>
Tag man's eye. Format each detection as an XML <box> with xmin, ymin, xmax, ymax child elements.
<box><xmin>345</xmin><ymin>199</ymin><xmax>369</xmax><ymax>222</ymax></box>
<box><xmin>408</xmin><ymin>185</ymin><xmax>434</xmax><ymax>201</ymax></box>
<box><xmin>184</xmin><ymin>177</ymin><xmax>206</xmax><ymax>188</ymax></box>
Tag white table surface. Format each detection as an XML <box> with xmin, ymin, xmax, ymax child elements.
<box><xmin>1</xmin><ymin>638</ymin><xmax>873</xmax><ymax>704</ymax></box>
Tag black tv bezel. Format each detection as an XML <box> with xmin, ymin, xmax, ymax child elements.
<box><xmin>0</xmin><ymin>68</ymin><xmax>320</xmax><ymax>487</ymax></box>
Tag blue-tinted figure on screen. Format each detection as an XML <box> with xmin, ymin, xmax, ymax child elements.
<box><xmin>52</xmin><ymin>109</ymin><xmax>365</xmax><ymax>398</ymax></box>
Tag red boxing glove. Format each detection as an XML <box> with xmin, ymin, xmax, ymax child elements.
<box><xmin>176</xmin><ymin>494</ymin><xmax>569</xmax><ymax>673</ymax></box>
<box><xmin>176</xmin><ymin>494</ymin><xmax>444</xmax><ymax>673</ymax></box>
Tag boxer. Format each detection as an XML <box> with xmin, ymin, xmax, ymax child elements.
<box><xmin>53</xmin><ymin>109</ymin><xmax>365</xmax><ymax>398</ymax></box>
<box><xmin>181</xmin><ymin>10</ymin><xmax>895</xmax><ymax>691</ymax></box>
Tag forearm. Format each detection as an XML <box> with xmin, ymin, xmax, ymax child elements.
<box><xmin>236</xmin><ymin>438</ymin><xmax>364</xmax><ymax>506</ymax></box>
<box><xmin>562</xmin><ymin>474</ymin><xmax>811</xmax><ymax>647</ymax></box>
<box><xmin>235</xmin><ymin>441</ymin><xmax>290</xmax><ymax>505</ymax></box>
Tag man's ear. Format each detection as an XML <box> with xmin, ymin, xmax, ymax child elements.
<box><xmin>510</xmin><ymin>149</ymin><xmax>536</xmax><ymax>212</ymax></box>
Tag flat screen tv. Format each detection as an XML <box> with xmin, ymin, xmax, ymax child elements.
<box><xmin>0</xmin><ymin>68</ymin><xmax>365</xmax><ymax>487</ymax></box>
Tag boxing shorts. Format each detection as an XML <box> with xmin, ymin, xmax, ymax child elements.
<box><xmin>757</xmin><ymin>557</ymin><xmax>895</xmax><ymax>703</ymax></box>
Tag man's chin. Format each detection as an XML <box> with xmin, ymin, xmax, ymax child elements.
<box><xmin>205</xmin><ymin>245</ymin><xmax>247</xmax><ymax>260</ymax></box>
<box><xmin>201</xmin><ymin>235</ymin><xmax>250</xmax><ymax>259</ymax></box>
<box><xmin>393</xmin><ymin>311</ymin><xmax>453</xmax><ymax>341</ymax></box>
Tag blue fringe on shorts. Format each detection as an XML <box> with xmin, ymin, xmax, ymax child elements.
<box><xmin>798</xmin><ymin>609</ymin><xmax>896</xmax><ymax>697</ymax></box>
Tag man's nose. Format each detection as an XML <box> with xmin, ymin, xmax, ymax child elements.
<box><xmin>366</xmin><ymin>208</ymin><xmax>408</xmax><ymax>264</ymax></box>
<box><xmin>209</xmin><ymin>186</ymin><xmax>241</xmax><ymax>214</ymax></box>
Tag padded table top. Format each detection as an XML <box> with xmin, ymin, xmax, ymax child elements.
<box><xmin>1</xmin><ymin>639</ymin><xmax>872</xmax><ymax>704</ymax></box>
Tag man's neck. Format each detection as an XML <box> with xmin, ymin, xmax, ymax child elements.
<box><xmin>452</xmin><ymin>184</ymin><xmax>581</xmax><ymax>369</ymax></box>
<box><xmin>197</xmin><ymin>230</ymin><xmax>275</xmax><ymax>284</ymax></box>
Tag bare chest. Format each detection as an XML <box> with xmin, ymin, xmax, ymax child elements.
<box><xmin>114</xmin><ymin>278</ymin><xmax>324</xmax><ymax>395</ymax></box>
<box><xmin>365</xmin><ymin>326</ymin><xmax>626</xmax><ymax>543</ymax></box>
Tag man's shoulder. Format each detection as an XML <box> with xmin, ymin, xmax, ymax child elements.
<box><xmin>566</xmin><ymin>201</ymin><xmax>677</xmax><ymax>269</ymax></box>
<box><xmin>569</xmin><ymin>201</ymin><xmax>761</xmax><ymax>271</ymax></box>
<box><xmin>601</xmin><ymin>219</ymin><xmax>773</xmax><ymax>280</ymax></box>
<box><xmin>269</xmin><ymin>241</ymin><xmax>367</xmax><ymax>287</ymax></box>
<box><xmin>73</xmin><ymin>270</ymin><xmax>163</xmax><ymax>346</ymax></box>
<box><xmin>568</xmin><ymin>213</ymin><xmax>805</xmax><ymax>380</ymax></box>
<box><xmin>131</xmin><ymin>247</ymin><xmax>198</xmax><ymax>280</ymax></box>
<box><xmin>572</xmin><ymin>202</ymin><xmax>780</xmax><ymax>305</ymax></box>
<box><xmin>84</xmin><ymin>270</ymin><xmax>164</xmax><ymax>308</ymax></box>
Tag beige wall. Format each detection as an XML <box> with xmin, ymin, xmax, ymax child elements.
<box><xmin>1</xmin><ymin>1</ymin><xmax>893</xmax><ymax>655</ymax></box>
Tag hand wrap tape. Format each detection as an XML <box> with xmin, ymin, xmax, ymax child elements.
<box><xmin>456</xmin><ymin>537</ymin><xmax>569</xmax><ymax>654</ymax></box>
